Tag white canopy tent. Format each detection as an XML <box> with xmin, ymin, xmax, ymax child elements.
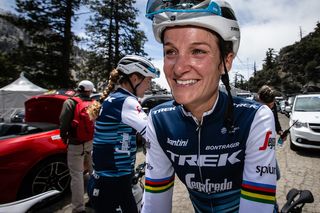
<box><xmin>0</xmin><ymin>73</ymin><xmax>47</xmax><ymax>121</ymax></box>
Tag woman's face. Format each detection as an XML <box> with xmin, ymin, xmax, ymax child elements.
<box><xmin>163</xmin><ymin>26</ymin><xmax>233</xmax><ymax>116</ymax></box>
<box><xmin>135</xmin><ymin>76</ymin><xmax>152</xmax><ymax>98</ymax></box>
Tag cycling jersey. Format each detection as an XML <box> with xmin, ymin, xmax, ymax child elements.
<box><xmin>142</xmin><ymin>91</ymin><xmax>277</xmax><ymax>213</ymax></box>
<box><xmin>92</xmin><ymin>87</ymin><xmax>147</xmax><ymax>177</ymax></box>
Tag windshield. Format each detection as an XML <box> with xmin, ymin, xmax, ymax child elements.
<box><xmin>294</xmin><ymin>96</ymin><xmax>320</xmax><ymax>112</ymax></box>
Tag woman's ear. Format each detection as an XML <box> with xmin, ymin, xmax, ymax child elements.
<box><xmin>225</xmin><ymin>52</ymin><xmax>235</xmax><ymax>73</ymax></box>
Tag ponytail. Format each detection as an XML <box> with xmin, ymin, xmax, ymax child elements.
<box><xmin>87</xmin><ymin>69</ymin><xmax>120</xmax><ymax>120</ymax></box>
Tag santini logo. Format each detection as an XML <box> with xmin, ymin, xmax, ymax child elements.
<box><xmin>167</xmin><ymin>138</ymin><xmax>188</xmax><ymax>147</ymax></box>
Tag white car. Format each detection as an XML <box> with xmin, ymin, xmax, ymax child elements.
<box><xmin>289</xmin><ymin>94</ymin><xmax>320</xmax><ymax>150</ymax></box>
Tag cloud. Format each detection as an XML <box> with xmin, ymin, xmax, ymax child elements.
<box><xmin>151</xmin><ymin>59</ymin><xmax>170</xmax><ymax>91</ymax></box>
<box><xmin>137</xmin><ymin>0</ymin><xmax>320</xmax><ymax>88</ymax></box>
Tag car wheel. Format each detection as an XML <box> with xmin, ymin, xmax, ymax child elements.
<box><xmin>17</xmin><ymin>156</ymin><xmax>70</xmax><ymax>200</ymax></box>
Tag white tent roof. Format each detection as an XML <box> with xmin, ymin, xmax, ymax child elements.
<box><xmin>0</xmin><ymin>73</ymin><xmax>47</xmax><ymax>92</ymax></box>
<box><xmin>0</xmin><ymin>73</ymin><xmax>48</xmax><ymax>121</ymax></box>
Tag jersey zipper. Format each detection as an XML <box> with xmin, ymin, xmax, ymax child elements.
<box><xmin>196</xmin><ymin>119</ymin><xmax>204</xmax><ymax>187</ymax></box>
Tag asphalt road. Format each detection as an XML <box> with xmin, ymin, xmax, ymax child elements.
<box><xmin>38</xmin><ymin>113</ymin><xmax>320</xmax><ymax>213</ymax></box>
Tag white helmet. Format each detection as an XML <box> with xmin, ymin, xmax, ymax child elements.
<box><xmin>116</xmin><ymin>55</ymin><xmax>160</xmax><ymax>78</ymax></box>
<box><xmin>78</xmin><ymin>80</ymin><xmax>96</xmax><ymax>92</ymax></box>
<box><xmin>146</xmin><ymin>0</ymin><xmax>240</xmax><ymax>55</ymax></box>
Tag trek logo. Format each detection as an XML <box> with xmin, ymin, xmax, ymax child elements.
<box><xmin>115</xmin><ymin>133</ymin><xmax>130</xmax><ymax>155</ymax></box>
<box><xmin>167</xmin><ymin>138</ymin><xmax>188</xmax><ymax>147</ymax></box>
<box><xmin>256</xmin><ymin>164</ymin><xmax>276</xmax><ymax>176</ymax></box>
<box><xmin>153</xmin><ymin>106</ymin><xmax>176</xmax><ymax>114</ymax></box>
<box><xmin>259</xmin><ymin>131</ymin><xmax>276</xmax><ymax>150</ymax></box>
<box><xmin>166</xmin><ymin>150</ymin><xmax>242</xmax><ymax>167</ymax></box>
<box><xmin>186</xmin><ymin>174</ymin><xmax>232</xmax><ymax>193</ymax></box>
<box><xmin>106</xmin><ymin>96</ymin><xmax>115</xmax><ymax>103</ymax></box>
<box><xmin>231</xmin><ymin>26</ymin><xmax>240</xmax><ymax>32</ymax></box>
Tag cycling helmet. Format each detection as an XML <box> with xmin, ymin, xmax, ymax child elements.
<box><xmin>116</xmin><ymin>55</ymin><xmax>160</xmax><ymax>78</ymax></box>
<box><xmin>78</xmin><ymin>80</ymin><xmax>96</xmax><ymax>92</ymax></box>
<box><xmin>146</xmin><ymin>0</ymin><xmax>240</xmax><ymax>55</ymax></box>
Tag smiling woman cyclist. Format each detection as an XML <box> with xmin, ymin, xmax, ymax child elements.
<box><xmin>142</xmin><ymin>1</ymin><xmax>277</xmax><ymax>213</ymax></box>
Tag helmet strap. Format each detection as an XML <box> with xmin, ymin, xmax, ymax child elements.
<box><xmin>221</xmin><ymin>58</ymin><xmax>235</xmax><ymax>133</ymax></box>
<box><xmin>133</xmin><ymin>77</ymin><xmax>145</xmax><ymax>96</ymax></box>
<box><xmin>127</xmin><ymin>75</ymin><xmax>145</xmax><ymax>97</ymax></box>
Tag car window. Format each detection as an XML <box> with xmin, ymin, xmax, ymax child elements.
<box><xmin>294</xmin><ymin>96</ymin><xmax>320</xmax><ymax>112</ymax></box>
<box><xmin>142</xmin><ymin>97</ymin><xmax>171</xmax><ymax>109</ymax></box>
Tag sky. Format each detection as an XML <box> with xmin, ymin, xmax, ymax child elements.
<box><xmin>1</xmin><ymin>0</ymin><xmax>320</xmax><ymax>90</ymax></box>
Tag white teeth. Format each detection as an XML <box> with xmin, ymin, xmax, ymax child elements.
<box><xmin>176</xmin><ymin>79</ymin><xmax>197</xmax><ymax>85</ymax></box>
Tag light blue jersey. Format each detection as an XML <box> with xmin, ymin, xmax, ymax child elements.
<box><xmin>92</xmin><ymin>88</ymin><xmax>147</xmax><ymax>177</ymax></box>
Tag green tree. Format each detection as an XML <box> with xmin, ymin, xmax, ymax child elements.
<box><xmin>12</xmin><ymin>0</ymin><xmax>82</xmax><ymax>89</ymax></box>
<box><xmin>85</xmin><ymin>0</ymin><xmax>148</xmax><ymax>84</ymax></box>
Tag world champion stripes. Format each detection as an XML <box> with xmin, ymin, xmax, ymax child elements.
<box><xmin>145</xmin><ymin>174</ymin><xmax>175</xmax><ymax>193</ymax></box>
<box><xmin>241</xmin><ymin>180</ymin><xmax>276</xmax><ymax>204</ymax></box>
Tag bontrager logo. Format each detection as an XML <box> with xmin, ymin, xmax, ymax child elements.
<box><xmin>205</xmin><ymin>142</ymin><xmax>240</xmax><ymax>150</ymax></box>
<box><xmin>166</xmin><ymin>150</ymin><xmax>242</xmax><ymax>167</ymax></box>
<box><xmin>167</xmin><ymin>138</ymin><xmax>188</xmax><ymax>147</ymax></box>
<box><xmin>153</xmin><ymin>106</ymin><xmax>176</xmax><ymax>114</ymax></box>
<box><xmin>186</xmin><ymin>174</ymin><xmax>232</xmax><ymax>193</ymax></box>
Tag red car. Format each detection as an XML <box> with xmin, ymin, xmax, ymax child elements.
<box><xmin>0</xmin><ymin>91</ymin><xmax>76</xmax><ymax>204</ymax></box>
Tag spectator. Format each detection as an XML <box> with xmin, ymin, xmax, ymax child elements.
<box><xmin>257</xmin><ymin>85</ymin><xmax>284</xmax><ymax>137</ymax></box>
<box><xmin>59</xmin><ymin>80</ymin><xmax>95</xmax><ymax>213</ymax></box>
<box><xmin>258</xmin><ymin>85</ymin><xmax>286</xmax><ymax>181</ymax></box>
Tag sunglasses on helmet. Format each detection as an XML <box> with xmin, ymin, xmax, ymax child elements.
<box><xmin>146</xmin><ymin>0</ymin><xmax>222</xmax><ymax>20</ymax></box>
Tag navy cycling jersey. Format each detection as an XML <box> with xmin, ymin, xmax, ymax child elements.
<box><xmin>142</xmin><ymin>91</ymin><xmax>277</xmax><ymax>213</ymax></box>
<box><xmin>92</xmin><ymin>88</ymin><xmax>147</xmax><ymax>177</ymax></box>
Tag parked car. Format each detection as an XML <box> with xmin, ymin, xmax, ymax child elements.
<box><xmin>284</xmin><ymin>95</ymin><xmax>296</xmax><ymax>114</ymax></box>
<box><xmin>236</xmin><ymin>92</ymin><xmax>254</xmax><ymax>100</ymax></box>
<box><xmin>279</xmin><ymin>100</ymin><xmax>287</xmax><ymax>114</ymax></box>
<box><xmin>10</xmin><ymin>109</ymin><xmax>25</xmax><ymax>123</ymax></box>
<box><xmin>0</xmin><ymin>93</ymin><xmax>73</xmax><ymax>204</ymax></box>
<box><xmin>140</xmin><ymin>93</ymin><xmax>173</xmax><ymax>114</ymax></box>
<box><xmin>289</xmin><ymin>94</ymin><xmax>320</xmax><ymax>151</ymax></box>
<box><xmin>136</xmin><ymin>93</ymin><xmax>173</xmax><ymax>147</ymax></box>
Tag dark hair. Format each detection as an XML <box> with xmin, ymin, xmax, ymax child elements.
<box><xmin>258</xmin><ymin>85</ymin><xmax>275</xmax><ymax>104</ymax></box>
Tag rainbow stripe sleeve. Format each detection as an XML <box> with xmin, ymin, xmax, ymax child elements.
<box><xmin>241</xmin><ymin>180</ymin><xmax>276</xmax><ymax>204</ymax></box>
<box><xmin>145</xmin><ymin>174</ymin><xmax>175</xmax><ymax>193</ymax></box>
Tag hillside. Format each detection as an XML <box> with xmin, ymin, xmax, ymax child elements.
<box><xmin>0</xmin><ymin>10</ymin><xmax>27</xmax><ymax>52</ymax></box>
<box><xmin>248</xmin><ymin>22</ymin><xmax>320</xmax><ymax>95</ymax></box>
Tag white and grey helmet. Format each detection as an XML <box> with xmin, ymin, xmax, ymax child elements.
<box><xmin>116</xmin><ymin>55</ymin><xmax>160</xmax><ymax>78</ymax></box>
<box><xmin>146</xmin><ymin>0</ymin><xmax>240</xmax><ymax>55</ymax></box>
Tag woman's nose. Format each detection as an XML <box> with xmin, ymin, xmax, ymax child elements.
<box><xmin>173</xmin><ymin>54</ymin><xmax>191</xmax><ymax>76</ymax></box>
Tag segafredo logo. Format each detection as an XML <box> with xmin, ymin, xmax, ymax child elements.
<box><xmin>259</xmin><ymin>131</ymin><xmax>276</xmax><ymax>150</ymax></box>
<box><xmin>186</xmin><ymin>174</ymin><xmax>232</xmax><ymax>193</ymax></box>
<box><xmin>167</xmin><ymin>138</ymin><xmax>188</xmax><ymax>147</ymax></box>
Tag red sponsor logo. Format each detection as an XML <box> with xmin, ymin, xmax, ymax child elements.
<box><xmin>136</xmin><ymin>105</ymin><xmax>142</xmax><ymax>113</ymax></box>
<box><xmin>259</xmin><ymin>131</ymin><xmax>272</xmax><ymax>150</ymax></box>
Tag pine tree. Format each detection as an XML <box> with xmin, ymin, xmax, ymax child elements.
<box><xmin>13</xmin><ymin>0</ymin><xmax>82</xmax><ymax>89</ymax></box>
<box><xmin>85</xmin><ymin>0</ymin><xmax>148</xmax><ymax>83</ymax></box>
